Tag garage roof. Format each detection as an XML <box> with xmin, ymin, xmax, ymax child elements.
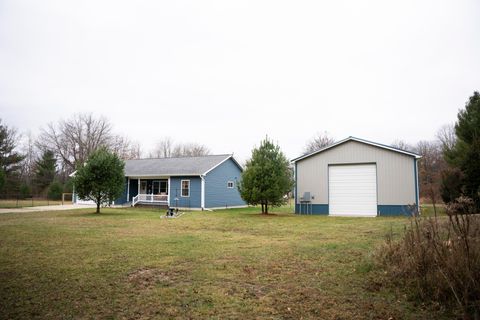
<box><xmin>291</xmin><ymin>136</ymin><xmax>422</xmax><ymax>162</ymax></box>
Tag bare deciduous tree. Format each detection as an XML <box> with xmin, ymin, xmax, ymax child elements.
<box><xmin>416</xmin><ymin>140</ymin><xmax>445</xmax><ymax>216</ymax></box>
<box><xmin>172</xmin><ymin>143</ymin><xmax>210</xmax><ymax>157</ymax></box>
<box><xmin>151</xmin><ymin>137</ymin><xmax>174</xmax><ymax>158</ymax></box>
<box><xmin>391</xmin><ymin>139</ymin><xmax>415</xmax><ymax>152</ymax></box>
<box><xmin>303</xmin><ymin>131</ymin><xmax>334</xmax><ymax>154</ymax></box>
<box><xmin>436</xmin><ymin>124</ymin><xmax>456</xmax><ymax>153</ymax></box>
<box><xmin>38</xmin><ymin>113</ymin><xmax>141</xmax><ymax>173</ymax></box>
<box><xmin>19</xmin><ymin>132</ymin><xmax>38</xmax><ymax>187</ymax></box>
<box><xmin>110</xmin><ymin>136</ymin><xmax>142</xmax><ymax>160</ymax></box>
<box><xmin>150</xmin><ymin>138</ymin><xmax>210</xmax><ymax>158</ymax></box>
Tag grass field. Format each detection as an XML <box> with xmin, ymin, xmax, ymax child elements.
<box><xmin>0</xmin><ymin>199</ymin><xmax>63</xmax><ymax>208</ymax></box>
<box><xmin>0</xmin><ymin>206</ymin><xmax>448</xmax><ymax>319</ymax></box>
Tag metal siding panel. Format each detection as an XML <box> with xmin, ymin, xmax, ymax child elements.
<box><xmin>296</xmin><ymin>140</ymin><xmax>416</xmax><ymax>206</ymax></box>
<box><xmin>295</xmin><ymin>204</ymin><xmax>329</xmax><ymax>215</ymax></box>
<box><xmin>169</xmin><ymin>176</ymin><xmax>202</xmax><ymax>208</ymax></box>
<box><xmin>205</xmin><ymin>158</ymin><xmax>246</xmax><ymax>208</ymax></box>
<box><xmin>378</xmin><ymin>205</ymin><xmax>415</xmax><ymax>216</ymax></box>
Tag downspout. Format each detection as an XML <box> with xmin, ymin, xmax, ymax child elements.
<box><xmin>200</xmin><ymin>175</ymin><xmax>205</xmax><ymax>210</ymax></box>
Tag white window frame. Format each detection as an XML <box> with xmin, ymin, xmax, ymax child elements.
<box><xmin>227</xmin><ymin>181</ymin><xmax>235</xmax><ymax>189</ymax></box>
<box><xmin>181</xmin><ymin>180</ymin><xmax>190</xmax><ymax>197</ymax></box>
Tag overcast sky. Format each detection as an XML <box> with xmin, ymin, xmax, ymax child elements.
<box><xmin>1</xmin><ymin>0</ymin><xmax>479</xmax><ymax>161</ymax></box>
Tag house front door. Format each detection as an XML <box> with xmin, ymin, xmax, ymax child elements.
<box><xmin>140</xmin><ymin>181</ymin><xmax>147</xmax><ymax>194</ymax></box>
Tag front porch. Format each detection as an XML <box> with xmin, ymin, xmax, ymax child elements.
<box><xmin>132</xmin><ymin>194</ymin><xmax>168</xmax><ymax>206</ymax></box>
<box><xmin>128</xmin><ymin>178</ymin><xmax>170</xmax><ymax>207</ymax></box>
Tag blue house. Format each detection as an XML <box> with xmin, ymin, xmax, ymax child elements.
<box><xmin>94</xmin><ymin>154</ymin><xmax>246</xmax><ymax>210</ymax></box>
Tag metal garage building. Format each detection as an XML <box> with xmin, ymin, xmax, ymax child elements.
<box><xmin>292</xmin><ymin>137</ymin><xmax>421</xmax><ymax>216</ymax></box>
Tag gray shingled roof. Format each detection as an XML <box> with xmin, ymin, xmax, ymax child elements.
<box><xmin>124</xmin><ymin>154</ymin><xmax>233</xmax><ymax>177</ymax></box>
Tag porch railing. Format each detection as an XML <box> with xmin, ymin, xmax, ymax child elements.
<box><xmin>132</xmin><ymin>194</ymin><xmax>168</xmax><ymax>206</ymax></box>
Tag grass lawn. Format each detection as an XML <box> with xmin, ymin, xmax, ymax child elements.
<box><xmin>0</xmin><ymin>206</ymin><xmax>446</xmax><ymax>319</ymax></box>
<box><xmin>0</xmin><ymin>199</ymin><xmax>63</xmax><ymax>208</ymax></box>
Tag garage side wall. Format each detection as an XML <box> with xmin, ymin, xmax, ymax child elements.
<box><xmin>295</xmin><ymin>141</ymin><xmax>417</xmax><ymax>215</ymax></box>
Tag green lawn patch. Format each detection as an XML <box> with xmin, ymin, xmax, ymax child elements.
<box><xmin>0</xmin><ymin>206</ymin><xmax>448</xmax><ymax>319</ymax></box>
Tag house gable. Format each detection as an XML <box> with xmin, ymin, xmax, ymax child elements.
<box><xmin>204</xmin><ymin>158</ymin><xmax>245</xmax><ymax>209</ymax></box>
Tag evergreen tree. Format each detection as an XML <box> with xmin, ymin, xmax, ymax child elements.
<box><xmin>74</xmin><ymin>148</ymin><xmax>125</xmax><ymax>213</ymax></box>
<box><xmin>48</xmin><ymin>180</ymin><xmax>64</xmax><ymax>200</ymax></box>
<box><xmin>0</xmin><ymin>119</ymin><xmax>24</xmax><ymax>191</ymax></box>
<box><xmin>0</xmin><ymin>168</ymin><xmax>5</xmax><ymax>192</ymax></box>
<box><xmin>238</xmin><ymin>138</ymin><xmax>294</xmax><ymax>214</ymax></box>
<box><xmin>34</xmin><ymin>150</ymin><xmax>57</xmax><ymax>192</ymax></box>
<box><xmin>446</xmin><ymin>91</ymin><xmax>480</xmax><ymax>208</ymax></box>
<box><xmin>19</xmin><ymin>183</ymin><xmax>31</xmax><ymax>199</ymax></box>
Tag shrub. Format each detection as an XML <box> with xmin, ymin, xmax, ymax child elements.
<box><xmin>440</xmin><ymin>167</ymin><xmax>464</xmax><ymax>204</ymax></box>
<box><xmin>376</xmin><ymin>199</ymin><xmax>480</xmax><ymax>318</ymax></box>
<box><xmin>19</xmin><ymin>183</ymin><xmax>31</xmax><ymax>199</ymax></box>
<box><xmin>48</xmin><ymin>181</ymin><xmax>63</xmax><ymax>200</ymax></box>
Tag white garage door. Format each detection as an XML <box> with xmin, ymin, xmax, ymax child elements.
<box><xmin>329</xmin><ymin>164</ymin><xmax>377</xmax><ymax>217</ymax></box>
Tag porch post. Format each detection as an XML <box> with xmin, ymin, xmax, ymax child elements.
<box><xmin>138</xmin><ymin>179</ymin><xmax>140</xmax><ymax>195</ymax></box>
<box><xmin>127</xmin><ymin>178</ymin><xmax>130</xmax><ymax>202</ymax></box>
<box><xmin>167</xmin><ymin>177</ymin><xmax>171</xmax><ymax>206</ymax></box>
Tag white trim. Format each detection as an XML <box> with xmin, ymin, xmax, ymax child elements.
<box><xmin>416</xmin><ymin>159</ymin><xmax>420</xmax><ymax>213</ymax></box>
<box><xmin>181</xmin><ymin>179</ymin><xmax>190</xmax><ymax>197</ymax></box>
<box><xmin>201</xmin><ymin>175</ymin><xmax>205</xmax><ymax>209</ymax></box>
<box><xmin>127</xmin><ymin>174</ymin><xmax>197</xmax><ymax>178</ymax></box>
<box><xmin>227</xmin><ymin>181</ymin><xmax>234</xmax><ymax>188</ymax></box>
<box><xmin>291</xmin><ymin>136</ymin><xmax>422</xmax><ymax>163</ymax></box>
<box><xmin>202</xmin><ymin>155</ymin><xmax>232</xmax><ymax>175</ymax></box>
<box><xmin>167</xmin><ymin>177</ymin><xmax>171</xmax><ymax>205</ymax></box>
<box><xmin>127</xmin><ymin>178</ymin><xmax>130</xmax><ymax>202</ymax></box>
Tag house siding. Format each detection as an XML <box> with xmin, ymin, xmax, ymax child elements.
<box><xmin>114</xmin><ymin>177</ymin><xmax>130</xmax><ymax>205</ymax></box>
<box><xmin>128</xmin><ymin>179</ymin><xmax>139</xmax><ymax>201</ymax></box>
<box><xmin>205</xmin><ymin>158</ymin><xmax>246</xmax><ymax>208</ymax></box>
<box><xmin>295</xmin><ymin>140</ymin><xmax>418</xmax><ymax>215</ymax></box>
<box><xmin>169</xmin><ymin>176</ymin><xmax>202</xmax><ymax>208</ymax></box>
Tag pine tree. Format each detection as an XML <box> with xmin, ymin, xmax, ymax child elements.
<box><xmin>239</xmin><ymin>138</ymin><xmax>294</xmax><ymax>214</ymax></box>
<box><xmin>34</xmin><ymin>150</ymin><xmax>57</xmax><ymax>193</ymax></box>
<box><xmin>74</xmin><ymin>148</ymin><xmax>125</xmax><ymax>213</ymax></box>
<box><xmin>0</xmin><ymin>119</ymin><xmax>24</xmax><ymax>192</ymax></box>
<box><xmin>446</xmin><ymin>91</ymin><xmax>480</xmax><ymax>208</ymax></box>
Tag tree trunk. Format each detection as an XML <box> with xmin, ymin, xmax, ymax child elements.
<box><xmin>261</xmin><ymin>202</ymin><xmax>264</xmax><ymax>214</ymax></box>
<box><xmin>265</xmin><ymin>200</ymin><xmax>268</xmax><ymax>214</ymax></box>
<box><xmin>96</xmin><ymin>198</ymin><xmax>101</xmax><ymax>213</ymax></box>
<box><xmin>430</xmin><ymin>186</ymin><xmax>437</xmax><ymax>219</ymax></box>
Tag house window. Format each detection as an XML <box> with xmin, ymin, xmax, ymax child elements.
<box><xmin>181</xmin><ymin>180</ymin><xmax>190</xmax><ymax>197</ymax></box>
<box><xmin>153</xmin><ymin>181</ymin><xmax>160</xmax><ymax>194</ymax></box>
<box><xmin>160</xmin><ymin>180</ymin><xmax>168</xmax><ymax>194</ymax></box>
<box><xmin>227</xmin><ymin>181</ymin><xmax>235</xmax><ymax>189</ymax></box>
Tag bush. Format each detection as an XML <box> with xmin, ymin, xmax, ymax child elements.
<box><xmin>48</xmin><ymin>181</ymin><xmax>63</xmax><ymax>200</ymax></box>
<box><xmin>440</xmin><ymin>167</ymin><xmax>464</xmax><ymax>204</ymax></box>
<box><xmin>376</xmin><ymin>199</ymin><xmax>480</xmax><ymax>318</ymax></box>
<box><xmin>19</xmin><ymin>183</ymin><xmax>31</xmax><ymax>199</ymax></box>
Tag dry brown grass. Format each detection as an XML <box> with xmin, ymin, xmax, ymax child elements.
<box><xmin>0</xmin><ymin>206</ymin><xmax>452</xmax><ymax>319</ymax></box>
<box><xmin>376</xmin><ymin>199</ymin><xmax>480</xmax><ymax>319</ymax></box>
